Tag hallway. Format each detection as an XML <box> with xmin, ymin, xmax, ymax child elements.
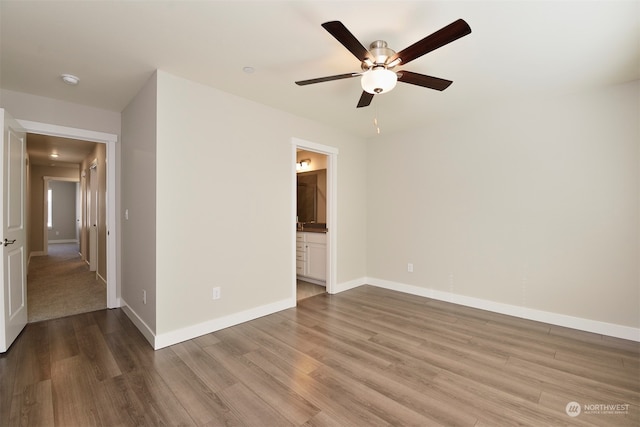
<box><xmin>27</xmin><ymin>243</ymin><xmax>106</xmax><ymax>323</ymax></box>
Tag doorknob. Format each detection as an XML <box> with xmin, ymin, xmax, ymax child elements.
<box><xmin>3</xmin><ymin>238</ymin><xmax>16</xmax><ymax>247</ymax></box>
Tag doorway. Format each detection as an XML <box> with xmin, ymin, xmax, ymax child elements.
<box><xmin>292</xmin><ymin>137</ymin><xmax>338</xmax><ymax>302</ymax></box>
<box><xmin>28</xmin><ymin>138</ymin><xmax>107</xmax><ymax>322</ymax></box>
<box><xmin>295</xmin><ymin>150</ymin><xmax>327</xmax><ymax>301</ymax></box>
<box><xmin>42</xmin><ymin>177</ymin><xmax>79</xmax><ymax>251</ymax></box>
<box><xmin>19</xmin><ymin>120</ymin><xmax>118</xmax><ymax>310</ymax></box>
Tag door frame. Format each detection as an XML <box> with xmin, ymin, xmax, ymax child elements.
<box><xmin>292</xmin><ymin>137</ymin><xmax>338</xmax><ymax>296</ymax></box>
<box><xmin>17</xmin><ymin>120</ymin><xmax>119</xmax><ymax>308</ymax></box>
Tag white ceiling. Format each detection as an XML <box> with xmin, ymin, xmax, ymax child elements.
<box><xmin>1</xmin><ymin>1</ymin><xmax>638</xmax><ymax>139</ymax></box>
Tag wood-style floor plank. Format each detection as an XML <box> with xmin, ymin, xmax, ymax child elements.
<box><xmin>74</xmin><ymin>323</ymin><xmax>122</xmax><ymax>383</ymax></box>
<box><xmin>50</xmin><ymin>355</ymin><xmax>101</xmax><ymax>426</ymax></box>
<box><xmin>122</xmin><ymin>365</ymin><xmax>197</xmax><ymax>425</ymax></box>
<box><xmin>1</xmin><ymin>286</ymin><xmax>638</xmax><ymax>426</ymax></box>
<box><xmin>151</xmin><ymin>347</ymin><xmax>240</xmax><ymax>426</ymax></box>
<box><xmin>10</xmin><ymin>321</ymin><xmax>51</xmax><ymax>395</ymax></box>
<box><xmin>202</xmin><ymin>340</ymin><xmax>320</xmax><ymax>425</ymax></box>
<box><xmin>9</xmin><ymin>379</ymin><xmax>55</xmax><ymax>427</ymax></box>
<box><xmin>48</xmin><ymin>317</ymin><xmax>79</xmax><ymax>363</ymax></box>
<box><xmin>242</xmin><ymin>346</ymin><xmax>394</xmax><ymax>426</ymax></box>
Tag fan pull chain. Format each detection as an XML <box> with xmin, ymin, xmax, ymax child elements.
<box><xmin>373</xmin><ymin>106</ymin><xmax>381</xmax><ymax>134</ymax></box>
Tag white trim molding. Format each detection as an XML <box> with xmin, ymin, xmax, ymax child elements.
<box><xmin>125</xmin><ymin>273</ymin><xmax>638</xmax><ymax>349</ymax></box>
<box><xmin>121</xmin><ymin>300</ymin><xmax>155</xmax><ymax>347</ymax></box>
<box><xmin>153</xmin><ymin>297</ymin><xmax>296</xmax><ymax>350</ymax></box>
<box><xmin>16</xmin><ymin>120</ymin><xmax>117</xmax><ymax>144</ymax></box>
<box><xmin>365</xmin><ymin>277</ymin><xmax>640</xmax><ymax>342</ymax></box>
<box><xmin>333</xmin><ymin>277</ymin><xmax>367</xmax><ymax>294</ymax></box>
<box><xmin>124</xmin><ymin>296</ymin><xmax>297</xmax><ymax>350</ymax></box>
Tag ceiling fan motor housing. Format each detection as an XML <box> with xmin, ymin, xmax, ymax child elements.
<box><xmin>362</xmin><ymin>40</ymin><xmax>398</xmax><ymax>71</ymax></box>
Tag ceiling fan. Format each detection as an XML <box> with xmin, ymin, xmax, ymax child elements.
<box><xmin>295</xmin><ymin>19</ymin><xmax>471</xmax><ymax>108</ymax></box>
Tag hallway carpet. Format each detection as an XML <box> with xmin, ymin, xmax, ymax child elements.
<box><xmin>27</xmin><ymin>243</ymin><xmax>106</xmax><ymax>323</ymax></box>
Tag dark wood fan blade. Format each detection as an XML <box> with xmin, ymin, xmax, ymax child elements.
<box><xmin>397</xmin><ymin>71</ymin><xmax>453</xmax><ymax>91</ymax></box>
<box><xmin>356</xmin><ymin>91</ymin><xmax>374</xmax><ymax>108</ymax></box>
<box><xmin>387</xmin><ymin>19</ymin><xmax>471</xmax><ymax>66</ymax></box>
<box><xmin>295</xmin><ymin>73</ymin><xmax>359</xmax><ymax>86</ymax></box>
<box><xmin>322</xmin><ymin>21</ymin><xmax>371</xmax><ymax>61</ymax></box>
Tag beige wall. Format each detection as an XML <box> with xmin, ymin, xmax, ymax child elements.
<box><xmin>367</xmin><ymin>81</ymin><xmax>639</xmax><ymax>329</ymax></box>
<box><xmin>153</xmin><ymin>70</ymin><xmax>367</xmax><ymax>336</ymax></box>
<box><xmin>0</xmin><ymin>89</ymin><xmax>121</xmax><ymax>135</ymax></box>
<box><xmin>121</xmin><ymin>72</ymin><xmax>158</xmax><ymax>332</ymax></box>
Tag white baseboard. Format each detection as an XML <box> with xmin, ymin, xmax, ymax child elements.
<box><xmin>28</xmin><ymin>251</ymin><xmax>46</xmax><ymax>269</ymax></box>
<box><xmin>48</xmin><ymin>239</ymin><xmax>78</xmax><ymax>244</ymax></box>
<box><xmin>97</xmin><ymin>272</ymin><xmax>107</xmax><ymax>286</ymax></box>
<box><xmin>333</xmin><ymin>277</ymin><xmax>367</xmax><ymax>294</ymax></box>
<box><xmin>365</xmin><ymin>277</ymin><xmax>640</xmax><ymax>342</ymax></box>
<box><xmin>120</xmin><ymin>300</ymin><xmax>156</xmax><ymax>347</ymax></box>
<box><xmin>153</xmin><ymin>297</ymin><xmax>296</xmax><ymax>350</ymax></box>
<box><xmin>122</xmin><ymin>277</ymin><xmax>639</xmax><ymax>351</ymax></box>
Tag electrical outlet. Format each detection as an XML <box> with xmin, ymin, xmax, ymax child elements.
<box><xmin>212</xmin><ymin>287</ymin><xmax>221</xmax><ymax>300</ymax></box>
<box><xmin>143</xmin><ymin>289</ymin><xmax>147</xmax><ymax>304</ymax></box>
<box><xmin>408</xmin><ymin>263</ymin><xmax>413</xmax><ymax>273</ymax></box>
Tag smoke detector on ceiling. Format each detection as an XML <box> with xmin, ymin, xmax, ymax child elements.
<box><xmin>60</xmin><ymin>74</ymin><xmax>80</xmax><ymax>85</ymax></box>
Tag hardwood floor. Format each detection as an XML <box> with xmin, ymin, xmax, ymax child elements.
<box><xmin>297</xmin><ymin>279</ymin><xmax>326</xmax><ymax>301</ymax></box>
<box><xmin>1</xmin><ymin>285</ymin><xmax>638</xmax><ymax>426</ymax></box>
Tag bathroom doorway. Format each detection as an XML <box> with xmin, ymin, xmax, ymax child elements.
<box><xmin>292</xmin><ymin>138</ymin><xmax>338</xmax><ymax>301</ymax></box>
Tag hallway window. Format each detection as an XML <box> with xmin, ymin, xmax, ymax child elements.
<box><xmin>47</xmin><ymin>188</ymin><xmax>53</xmax><ymax>229</ymax></box>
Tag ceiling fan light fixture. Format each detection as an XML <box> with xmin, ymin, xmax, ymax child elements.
<box><xmin>361</xmin><ymin>67</ymin><xmax>397</xmax><ymax>94</ymax></box>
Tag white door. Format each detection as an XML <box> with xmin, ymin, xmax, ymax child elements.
<box><xmin>0</xmin><ymin>109</ymin><xmax>27</xmax><ymax>353</ymax></box>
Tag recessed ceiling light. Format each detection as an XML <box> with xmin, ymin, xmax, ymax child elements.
<box><xmin>61</xmin><ymin>74</ymin><xmax>80</xmax><ymax>85</ymax></box>
<box><xmin>242</xmin><ymin>66</ymin><xmax>255</xmax><ymax>74</ymax></box>
<box><xmin>50</xmin><ymin>153</ymin><xmax>59</xmax><ymax>158</ymax></box>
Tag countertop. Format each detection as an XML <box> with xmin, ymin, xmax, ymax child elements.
<box><xmin>296</xmin><ymin>224</ymin><xmax>327</xmax><ymax>233</ymax></box>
